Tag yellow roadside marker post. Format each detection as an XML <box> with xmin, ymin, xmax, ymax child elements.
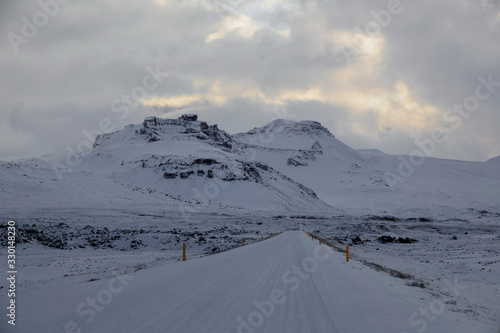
<box><xmin>346</xmin><ymin>244</ymin><xmax>349</xmax><ymax>262</ymax></box>
<box><xmin>183</xmin><ymin>243</ymin><xmax>186</xmax><ymax>261</ymax></box>
<box><xmin>242</xmin><ymin>238</ymin><xmax>245</xmax><ymax>246</ymax></box>
<box><xmin>261</xmin><ymin>235</ymin><xmax>263</xmax><ymax>241</ymax></box>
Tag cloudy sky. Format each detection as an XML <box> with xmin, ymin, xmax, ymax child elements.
<box><xmin>1</xmin><ymin>0</ymin><xmax>499</xmax><ymax>162</ymax></box>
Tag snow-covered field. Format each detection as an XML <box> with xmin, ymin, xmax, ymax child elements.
<box><xmin>1</xmin><ymin>206</ymin><xmax>498</xmax><ymax>332</ymax></box>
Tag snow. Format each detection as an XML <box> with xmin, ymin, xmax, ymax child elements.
<box><xmin>487</xmin><ymin>155</ymin><xmax>500</xmax><ymax>163</ymax></box>
<box><xmin>6</xmin><ymin>231</ymin><xmax>493</xmax><ymax>333</ymax></box>
<box><xmin>0</xmin><ymin>209</ymin><xmax>498</xmax><ymax>332</ymax></box>
<box><xmin>0</xmin><ymin>114</ymin><xmax>499</xmax><ymax>332</ymax></box>
<box><xmin>233</xmin><ymin>120</ymin><xmax>500</xmax><ymax>215</ymax></box>
<box><xmin>2</xmin><ymin>115</ymin><xmax>498</xmax><ymax>215</ymax></box>
<box><xmin>357</xmin><ymin>148</ymin><xmax>389</xmax><ymax>157</ymax></box>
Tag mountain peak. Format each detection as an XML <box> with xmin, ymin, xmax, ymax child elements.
<box><xmin>94</xmin><ymin>114</ymin><xmax>232</xmax><ymax>150</ymax></box>
<box><xmin>233</xmin><ymin>118</ymin><xmax>338</xmax><ymax>150</ymax></box>
<box><xmin>143</xmin><ymin>113</ymin><xmax>198</xmax><ymax>126</ymax></box>
<box><xmin>256</xmin><ymin>118</ymin><xmax>334</xmax><ymax>139</ymax></box>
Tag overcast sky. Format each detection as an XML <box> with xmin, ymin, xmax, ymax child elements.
<box><xmin>1</xmin><ymin>0</ymin><xmax>499</xmax><ymax>162</ymax></box>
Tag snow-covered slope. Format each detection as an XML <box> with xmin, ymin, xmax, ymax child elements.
<box><xmin>358</xmin><ymin>153</ymin><xmax>500</xmax><ymax>215</ymax></box>
<box><xmin>233</xmin><ymin>119</ymin><xmax>376</xmax><ymax>205</ymax></box>
<box><xmin>233</xmin><ymin>119</ymin><xmax>500</xmax><ymax>215</ymax></box>
<box><xmin>0</xmin><ymin>115</ymin><xmax>329</xmax><ymax>213</ymax></box>
<box><xmin>1</xmin><ymin>114</ymin><xmax>499</xmax><ymax>215</ymax></box>
<box><xmin>487</xmin><ymin>155</ymin><xmax>500</xmax><ymax>164</ymax></box>
<box><xmin>233</xmin><ymin>118</ymin><xmax>364</xmax><ymax>161</ymax></box>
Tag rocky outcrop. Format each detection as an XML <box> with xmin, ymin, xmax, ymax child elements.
<box><xmin>181</xmin><ymin>114</ymin><xmax>198</xmax><ymax>121</ymax></box>
<box><xmin>287</xmin><ymin>158</ymin><xmax>308</xmax><ymax>166</ymax></box>
<box><xmin>139</xmin><ymin>115</ymin><xmax>233</xmax><ymax>150</ymax></box>
<box><xmin>94</xmin><ymin>114</ymin><xmax>232</xmax><ymax>150</ymax></box>
<box><xmin>311</xmin><ymin>141</ymin><xmax>322</xmax><ymax>151</ymax></box>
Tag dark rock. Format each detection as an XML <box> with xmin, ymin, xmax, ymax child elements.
<box><xmin>367</xmin><ymin>215</ymin><xmax>399</xmax><ymax>222</ymax></box>
<box><xmin>351</xmin><ymin>235</ymin><xmax>363</xmax><ymax>245</ymax></box>
<box><xmin>181</xmin><ymin>114</ymin><xmax>198</xmax><ymax>121</ymax></box>
<box><xmin>180</xmin><ymin>171</ymin><xmax>194</xmax><ymax>179</ymax></box>
<box><xmin>244</xmin><ymin>165</ymin><xmax>262</xmax><ymax>182</ymax></box>
<box><xmin>130</xmin><ymin>240</ymin><xmax>144</xmax><ymax>249</ymax></box>
<box><xmin>255</xmin><ymin>162</ymin><xmax>268</xmax><ymax>171</ymax></box>
<box><xmin>396</xmin><ymin>237</ymin><xmax>417</xmax><ymax>244</ymax></box>
<box><xmin>164</xmin><ymin>172</ymin><xmax>178</xmax><ymax>179</ymax></box>
<box><xmin>378</xmin><ymin>235</ymin><xmax>417</xmax><ymax>244</ymax></box>
<box><xmin>311</xmin><ymin>141</ymin><xmax>322</xmax><ymax>151</ymax></box>
<box><xmin>378</xmin><ymin>235</ymin><xmax>395</xmax><ymax>243</ymax></box>
<box><xmin>287</xmin><ymin>158</ymin><xmax>308</xmax><ymax>166</ymax></box>
<box><xmin>193</xmin><ymin>158</ymin><xmax>218</xmax><ymax>165</ymax></box>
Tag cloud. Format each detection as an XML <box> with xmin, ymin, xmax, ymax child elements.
<box><xmin>0</xmin><ymin>0</ymin><xmax>498</xmax><ymax>161</ymax></box>
<box><xmin>206</xmin><ymin>14</ymin><xmax>261</xmax><ymax>42</ymax></box>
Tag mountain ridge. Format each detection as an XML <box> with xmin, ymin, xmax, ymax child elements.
<box><xmin>1</xmin><ymin>114</ymin><xmax>499</xmax><ymax>215</ymax></box>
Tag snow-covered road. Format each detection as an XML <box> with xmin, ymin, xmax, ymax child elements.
<box><xmin>12</xmin><ymin>231</ymin><xmax>489</xmax><ymax>333</ymax></box>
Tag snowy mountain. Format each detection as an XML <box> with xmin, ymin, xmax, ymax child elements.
<box><xmin>487</xmin><ymin>155</ymin><xmax>500</xmax><ymax>164</ymax></box>
<box><xmin>0</xmin><ymin>114</ymin><xmax>499</xmax><ymax>215</ymax></box>
<box><xmin>233</xmin><ymin>119</ymin><xmax>500</xmax><ymax>215</ymax></box>
<box><xmin>0</xmin><ymin>114</ymin><xmax>329</xmax><ymax>213</ymax></box>
<box><xmin>233</xmin><ymin>119</ymin><xmax>380</xmax><ymax>208</ymax></box>
<box><xmin>233</xmin><ymin>119</ymin><xmax>362</xmax><ymax>157</ymax></box>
